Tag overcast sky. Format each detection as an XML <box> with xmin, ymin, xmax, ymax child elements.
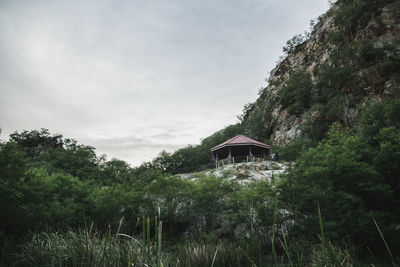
<box><xmin>0</xmin><ymin>0</ymin><xmax>330</xmax><ymax>166</ymax></box>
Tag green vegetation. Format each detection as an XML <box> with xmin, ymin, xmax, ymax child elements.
<box><xmin>278</xmin><ymin>71</ymin><xmax>313</xmax><ymax>115</ymax></box>
<box><xmin>2</xmin><ymin>0</ymin><xmax>400</xmax><ymax>265</ymax></box>
<box><xmin>334</xmin><ymin>0</ymin><xmax>394</xmax><ymax>39</ymax></box>
<box><xmin>1</xmin><ymin>97</ymin><xmax>400</xmax><ymax>265</ymax></box>
<box><xmin>282</xmin><ymin>34</ymin><xmax>306</xmax><ymax>55</ymax></box>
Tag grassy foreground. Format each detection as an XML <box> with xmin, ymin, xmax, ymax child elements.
<box><xmin>12</xmin><ymin>209</ymin><xmax>398</xmax><ymax>267</ymax></box>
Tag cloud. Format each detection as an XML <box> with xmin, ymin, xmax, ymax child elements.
<box><xmin>0</xmin><ymin>0</ymin><xmax>330</xmax><ymax>165</ymax></box>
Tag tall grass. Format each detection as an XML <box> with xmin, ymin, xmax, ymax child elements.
<box><xmin>14</xmin><ymin>217</ymin><xmax>255</xmax><ymax>267</ymax></box>
<box><xmin>15</xmin><ymin>231</ymin><xmax>255</xmax><ymax>266</ymax></box>
<box><xmin>14</xmin><ymin>208</ymin><xmax>395</xmax><ymax>266</ymax></box>
<box><xmin>276</xmin><ymin>204</ymin><xmax>355</xmax><ymax>267</ymax></box>
<box><xmin>16</xmin><ymin>216</ymin><xmax>165</xmax><ymax>267</ymax></box>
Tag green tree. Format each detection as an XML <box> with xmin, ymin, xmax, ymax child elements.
<box><xmin>37</xmin><ymin>139</ymin><xmax>101</xmax><ymax>180</ymax></box>
<box><xmin>361</xmin><ymin>98</ymin><xmax>400</xmax><ymax>145</ymax></box>
<box><xmin>10</xmin><ymin>129</ymin><xmax>63</xmax><ymax>159</ymax></box>
<box><xmin>0</xmin><ymin>142</ymin><xmax>27</xmax><ymax>233</ymax></box>
<box><xmin>279</xmin><ymin>126</ymin><xmax>397</xmax><ymax>247</ymax></box>
<box><xmin>278</xmin><ymin>71</ymin><xmax>313</xmax><ymax>115</ymax></box>
<box><xmin>99</xmin><ymin>158</ymin><xmax>133</xmax><ymax>185</ymax></box>
<box><xmin>283</xmin><ymin>34</ymin><xmax>305</xmax><ymax>55</ymax></box>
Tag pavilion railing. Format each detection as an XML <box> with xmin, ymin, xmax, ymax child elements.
<box><xmin>215</xmin><ymin>155</ymin><xmax>266</xmax><ymax>168</ymax></box>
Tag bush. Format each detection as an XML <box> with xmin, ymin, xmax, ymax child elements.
<box><xmin>276</xmin><ymin>136</ymin><xmax>315</xmax><ymax>161</ymax></box>
<box><xmin>361</xmin><ymin>98</ymin><xmax>400</xmax><ymax>144</ymax></box>
<box><xmin>334</xmin><ymin>0</ymin><xmax>393</xmax><ymax>38</ymax></box>
<box><xmin>278</xmin><ymin>71</ymin><xmax>313</xmax><ymax>115</ymax></box>
<box><xmin>314</xmin><ymin>65</ymin><xmax>355</xmax><ymax>101</ymax></box>
<box><xmin>356</xmin><ymin>40</ymin><xmax>385</xmax><ymax>65</ymax></box>
<box><xmin>379</xmin><ymin>60</ymin><xmax>400</xmax><ymax>79</ymax></box>
<box><xmin>0</xmin><ymin>142</ymin><xmax>28</xmax><ymax>233</ymax></box>
<box><xmin>301</xmin><ymin>101</ymin><xmax>341</xmax><ymax>142</ymax></box>
<box><xmin>283</xmin><ymin>34</ymin><xmax>306</xmax><ymax>55</ymax></box>
<box><xmin>326</xmin><ymin>31</ymin><xmax>344</xmax><ymax>44</ymax></box>
<box><xmin>279</xmin><ymin>121</ymin><xmax>400</xmax><ymax>251</ymax></box>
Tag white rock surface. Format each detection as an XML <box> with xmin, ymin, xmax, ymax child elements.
<box><xmin>177</xmin><ymin>160</ymin><xmax>290</xmax><ymax>184</ymax></box>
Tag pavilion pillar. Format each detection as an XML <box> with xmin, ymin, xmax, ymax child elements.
<box><xmin>249</xmin><ymin>146</ymin><xmax>253</xmax><ymax>161</ymax></box>
<box><xmin>228</xmin><ymin>147</ymin><xmax>232</xmax><ymax>164</ymax></box>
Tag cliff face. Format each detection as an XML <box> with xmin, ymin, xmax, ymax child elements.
<box><xmin>245</xmin><ymin>0</ymin><xmax>400</xmax><ymax>146</ymax></box>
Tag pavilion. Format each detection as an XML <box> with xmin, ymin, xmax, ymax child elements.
<box><xmin>210</xmin><ymin>134</ymin><xmax>270</xmax><ymax>165</ymax></box>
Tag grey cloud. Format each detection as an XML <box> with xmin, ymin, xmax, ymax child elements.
<box><xmin>0</xmin><ymin>0</ymin><xmax>330</xmax><ymax>165</ymax></box>
<box><xmin>82</xmin><ymin>132</ymin><xmax>186</xmax><ymax>165</ymax></box>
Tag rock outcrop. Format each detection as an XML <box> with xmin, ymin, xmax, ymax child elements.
<box><xmin>178</xmin><ymin>160</ymin><xmax>289</xmax><ymax>184</ymax></box>
<box><xmin>249</xmin><ymin>1</ymin><xmax>400</xmax><ymax>145</ymax></box>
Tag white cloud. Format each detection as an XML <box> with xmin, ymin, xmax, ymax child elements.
<box><xmin>0</xmin><ymin>0</ymin><xmax>330</xmax><ymax>165</ymax></box>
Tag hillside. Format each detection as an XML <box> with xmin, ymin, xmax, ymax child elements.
<box><xmin>241</xmin><ymin>0</ymin><xmax>400</xmax><ymax>145</ymax></box>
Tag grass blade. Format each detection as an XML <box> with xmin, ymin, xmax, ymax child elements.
<box><xmin>317</xmin><ymin>203</ymin><xmax>325</xmax><ymax>245</ymax></box>
<box><xmin>280</xmin><ymin>227</ymin><xmax>292</xmax><ymax>266</ymax></box>
<box><xmin>210</xmin><ymin>245</ymin><xmax>218</xmax><ymax>267</ymax></box>
<box><xmin>147</xmin><ymin>216</ymin><xmax>151</xmax><ymax>265</ymax></box>
<box><xmin>373</xmin><ymin>218</ymin><xmax>395</xmax><ymax>265</ymax></box>
<box><xmin>271</xmin><ymin>195</ymin><xmax>278</xmax><ymax>266</ymax></box>
<box><xmin>157</xmin><ymin>221</ymin><xmax>162</xmax><ymax>267</ymax></box>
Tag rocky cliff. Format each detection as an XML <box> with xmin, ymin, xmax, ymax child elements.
<box><xmin>242</xmin><ymin>0</ymin><xmax>400</xmax><ymax>146</ymax></box>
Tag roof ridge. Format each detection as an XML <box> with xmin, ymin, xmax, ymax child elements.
<box><xmin>222</xmin><ymin>134</ymin><xmax>241</xmax><ymax>144</ymax></box>
<box><xmin>230</xmin><ymin>134</ymin><xmax>242</xmax><ymax>141</ymax></box>
<box><xmin>210</xmin><ymin>134</ymin><xmax>270</xmax><ymax>152</ymax></box>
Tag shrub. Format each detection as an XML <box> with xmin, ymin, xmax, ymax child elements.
<box><xmin>356</xmin><ymin>40</ymin><xmax>385</xmax><ymax>65</ymax></box>
<box><xmin>326</xmin><ymin>31</ymin><xmax>344</xmax><ymax>44</ymax></box>
<box><xmin>379</xmin><ymin>60</ymin><xmax>400</xmax><ymax>79</ymax></box>
<box><xmin>361</xmin><ymin>98</ymin><xmax>400</xmax><ymax>144</ymax></box>
<box><xmin>276</xmin><ymin>136</ymin><xmax>315</xmax><ymax>161</ymax></box>
<box><xmin>283</xmin><ymin>34</ymin><xmax>306</xmax><ymax>55</ymax></box>
<box><xmin>278</xmin><ymin>71</ymin><xmax>313</xmax><ymax>115</ymax></box>
<box><xmin>279</xmin><ymin>122</ymin><xmax>400</xmax><ymax>252</ymax></box>
<box><xmin>334</xmin><ymin>0</ymin><xmax>393</xmax><ymax>38</ymax></box>
<box><xmin>314</xmin><ymin>65</ymin><xmax>355</xmax><ymax>101</ymax></box>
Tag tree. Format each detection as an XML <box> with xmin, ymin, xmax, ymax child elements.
<box><xmin>151</xmin><ymin>151</ymin><xmax>182</xmax><ymax>173</ymax></box>
<box><xmin>99</xmin><ymin>158</ymin><xmax>133</xmax><ymax>185</ymax></box>
<box><xmin>278</xmin><ymin>71</ymin><xmax>313</xmax><ymax>115</ymax></box>
<box><xmin>37</xmin><ymin>139</ymin><xmax>100</xmax><ymax>180</ymax></box>
<box><xmin>0</xmin><ymin>141</ymin><xmax>27</xmax><ymax>232</ymax></box>
<box><xmin>282</xmin><ymin>34</ymin><xmax>305</xmax><ymax>55</ymax></box>
<box><xmin>10</xmin><ymin>129</ymin><xmax>63</xmax><ymax>159</ymax></box>
<box><xmin>278</xmin><ymin>125</ymin><xmax>397</xmax><ymax>247</ymax></box>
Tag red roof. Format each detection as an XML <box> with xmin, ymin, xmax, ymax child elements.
<box><xmin>210</xmin><ymin>134</ymin><xmax>270</xmax><ymax>151</ymax></box>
